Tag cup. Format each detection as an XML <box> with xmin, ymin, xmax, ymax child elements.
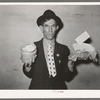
<box><xmin>20</xmin><ymin>43</ymin><xmax>37</xmax><ymax>64</ymax></box>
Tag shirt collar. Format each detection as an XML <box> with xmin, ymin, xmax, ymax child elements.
<box><xmin>43</xmin><ymin>38</ymin><xmax>55</xmax><ymax>47</ymax></box>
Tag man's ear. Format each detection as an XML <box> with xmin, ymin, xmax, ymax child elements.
<box><xmin>57</xmin><ymin>26</ymin><xmax>59</xmax><ymax>30</ymax></box>
<box><xmin>39</xmin><ymin>25</ymin><xmax>43</xmax><ymax>32</ymax></box>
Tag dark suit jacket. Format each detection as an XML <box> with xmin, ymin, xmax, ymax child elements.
<box><xmin>23</xmin><ymin>39</ymin><xmax>75</xmax><ymax>89</ymax></box>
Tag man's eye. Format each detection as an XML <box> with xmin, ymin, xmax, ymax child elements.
<box><xmin>52</xmin><ymin>25</ymin><xmax>56</xmax><ymax>27</ymax></box>
<box><xmin>44</xmin><ymin>25</ymin><xmax>48</xmax><ymax>27</ymax></box>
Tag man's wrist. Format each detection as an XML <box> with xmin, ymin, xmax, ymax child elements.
<box><xmin>25</xmin><ymin>66</ymin><xmax>31</xmax><ymax>72</ymax></box>
<box><xmin>24</xmin><ymin>63</ymin><xmax>32</xmax><ymax>72</ymax></box>
<box><xmin>68</xmin><ymin>60</ymin><xmax>75</xmax><ymax>72</ymax></box>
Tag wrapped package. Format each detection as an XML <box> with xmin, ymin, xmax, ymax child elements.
<box><xmin>20</xmin><ymin>43</ymin><xmax>37</xmax><ymax>63</ymax></box>
<box><xmin>69</xmin><ymin>43</ymin><xmax>97</xmax><ymax>62</ymax></box>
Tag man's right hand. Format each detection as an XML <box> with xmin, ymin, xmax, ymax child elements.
<box><xmin>21</xmin><ymin>54</ymin><xmax>37</xmax><ymax>71</ymax></box>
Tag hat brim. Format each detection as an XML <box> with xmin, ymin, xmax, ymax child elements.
<box><xmin>37</xmin><ymin>14</ymin><xmax>61</xmax><ymax>27</ymax></box>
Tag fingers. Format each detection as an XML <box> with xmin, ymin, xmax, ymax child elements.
<box><xmin>20</xmin><ymin>57</ymin><xmax>32</xmax><ymax>67</ymax></box>
<box><xmin>68</xmin><ymin>54</ymin><xmax>77</xmax><ymax>62</ymax></box>
<box><xmin>68</xmin><ymin>61</ymin><xmax>74</xmax><ymax>72</ymax></box>
<box><xmin>78</xmin><ymin>51</ymin><xmax>89</xmax><ymax>60</ymax></box>
<box><xmin>69</xmin><ymin>50</ymin><xmax>90</xmax><ymax>61</ymax></box>
<box><xmin>32</xmin><ymin>54</ymin><xmax>37</xmax><ymax>62</ymax></box>
<box><xmin>24</xmin><ymin>63</ymin><xmax>32</xmax><ymax>72</ymax></box>
<box><xmin>88</xmin><ymin>51</ymin><xmax>98</xmax><ymax>62</ymax></box>
<box><xmin>89</xmin><ymin>54</ymin><xmax>98</xmax><ymax>62</ymax></box>
<box><xmin>25</xmin><ymin>62</ymin><xmax>29</xmax><ymax>67</ymax></box>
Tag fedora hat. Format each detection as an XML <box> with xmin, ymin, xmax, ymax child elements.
<box><xmin>37</xmin><ymin>9</ymin><xmax>62</xmax><ymax>28</ymax></box>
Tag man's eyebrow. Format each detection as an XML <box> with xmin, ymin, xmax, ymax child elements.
<box><xmin>43</xmin><ymin>24</ymin><xmax>48</xmax><ymax>26</ymax></box>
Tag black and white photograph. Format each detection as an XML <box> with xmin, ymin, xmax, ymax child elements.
<box><xmin>0</xmin><ymin>3</ymin><xmax>100</xmax><ymax>93</ymax></box>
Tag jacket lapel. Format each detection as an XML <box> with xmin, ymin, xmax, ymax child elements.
<box><xmin>38</xmin><ymin>39</ymin><xmax>50</xmax><ymax>78</ymax></box>
<box><xmin>54</xmin><ymin>42</ymin><xmax>61</xmax><ymax>74</ymax></box>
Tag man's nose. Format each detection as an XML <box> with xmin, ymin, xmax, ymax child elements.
<box><xmin>49</xmin><ymin>26</ymin><xmax>53</xmax><ymax>32</ymax></box>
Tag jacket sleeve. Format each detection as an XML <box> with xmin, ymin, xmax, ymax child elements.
<box><xmin>61</xmin><ymin>46</ymin><xmax>75</xmax><ymax>82</ymax></box>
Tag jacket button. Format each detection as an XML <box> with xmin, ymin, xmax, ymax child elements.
<box><xmin>56</xmin><ymin>54</ymin><xmax>60</xmax><ymax>57</ymax></box>
<box><xmin>59</xmin><ymin>60</ymin><xmax>61</xmax><ymax>63</ymax></box>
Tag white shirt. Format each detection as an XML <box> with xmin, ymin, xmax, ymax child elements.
<box><xmin>43</xmin><ymin>38</ymin><xmax>55</xmax><ymax>77</ymax></box>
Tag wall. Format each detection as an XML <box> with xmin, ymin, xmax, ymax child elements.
<box><xmin>0</xmin><ymin>4</ymin><xmax>100</xmax><ymax>89</ymax></box>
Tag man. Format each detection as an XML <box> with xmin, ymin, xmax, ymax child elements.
<box><xmin>21</xmin><ymin>10</ymin><xmax>77</xmax><ymax>89</ymax></box>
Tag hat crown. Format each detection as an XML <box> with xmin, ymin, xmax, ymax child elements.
<box><xmin>43</xmin><ymin>10</ymin><xmax>56</xmax><ymax>17</ymax></box>
<box><xmin>37</xmin><ymin>9</ymin><xmax>63</xmax><ymax>29</ymax></box>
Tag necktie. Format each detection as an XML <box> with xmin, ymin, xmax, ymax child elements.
<box><xmin>47</xmin><ymin>43</ymin><xmax>57</xmax><ymax>77</ymax></box>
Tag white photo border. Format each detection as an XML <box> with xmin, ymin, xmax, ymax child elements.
<box><xmin>0</xmin><ymin>2</ymin><xmax>100</xmax><ymax>98</ymax></box>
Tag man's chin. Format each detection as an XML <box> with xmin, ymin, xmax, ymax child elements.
<box><xmin>46</xmin><ymin>36</ymin><xmax>53</xmax><ymax>40</ymax></box>
<box><xmin>47</xmin><ymin>38</ymin><xmax>54</xmax><ymax>40</ymax></box>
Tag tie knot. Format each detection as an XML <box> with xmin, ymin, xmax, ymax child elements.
<box><xmin>48</xmin><ymin>43</ymin><xmax>52</xmax><ymax>50</ymax></box>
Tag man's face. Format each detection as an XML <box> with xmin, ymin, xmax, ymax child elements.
<box><xmin>40</xmin><ymin>19</ymin><xmax>59</xmax><ymax>40</ymax></box>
